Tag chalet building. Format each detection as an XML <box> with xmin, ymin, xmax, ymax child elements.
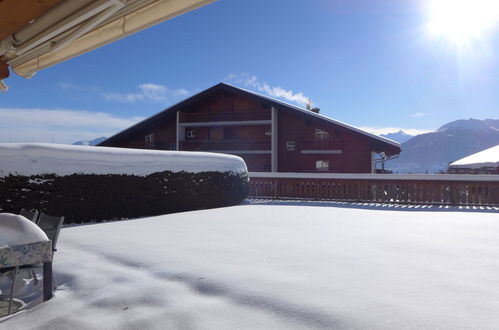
<box><xmin>99</xmin><ymin>83</ymin><xmax>401</xmax><ymax>173</ymax></box>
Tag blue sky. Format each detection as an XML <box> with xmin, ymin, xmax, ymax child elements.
<box><xmin>1</xmin><ymin>0</ymin><xmax>499</xmax><ymax>143</ymax></box>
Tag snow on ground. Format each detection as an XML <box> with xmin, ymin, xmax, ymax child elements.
<box><xmin>2</xmin><ymin>203</ymin><xmax>499</xmax><ymax>329</ymax></box>
<box><xmin>449</xmin><ymin>144</ymin><xmax>499</xmax><ymax>169</ymax></box>
<box><xmin>0</xmin><ymin>143</ymin><xmax>247</xmax><ymax>177</ymax></box>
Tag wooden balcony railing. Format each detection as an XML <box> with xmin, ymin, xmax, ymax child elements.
<box><xmin>179</xmin><ymin>111</ymin><xmax>271</xmax><ymax>123</ymax></box>
<box><xmin>248</xmin><ymin>172</ymin><xmax>499</xmax><ymax>206</ymax></box>
<box><xmin>180</xmin><ymin>140</ymin><xmax>271</xmax><ymax>151</ymax></box>
<box><xmin>301</xmin><ymin>139</ymin><xmax>343</xmax><ymax>150</ymax></box>
<box><xmin>123</xmin><ymin>142</ymin><xmax>169</xmax><ymax>150</ymax></box>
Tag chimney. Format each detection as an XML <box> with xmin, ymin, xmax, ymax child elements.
<box><xmin>306</xmin><ymin>98</ymin><xmax>313</xmax><ymax>110</ymax></box>
<box><xmin>305</xmin><ymin>98</ymin><xmax>319</xmax><ymax>113</ymax></box>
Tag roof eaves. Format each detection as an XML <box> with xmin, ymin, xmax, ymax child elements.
<box><xmin>99</xmin><ymin>83</ymin><xmax>227</xmax><ymax>145</ymax></box>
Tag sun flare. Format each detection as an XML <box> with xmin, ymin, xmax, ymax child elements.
<box><xmin>427</xmin><ymin>0</ymin><xmax>499</xmax><ymax>43</ymax></box>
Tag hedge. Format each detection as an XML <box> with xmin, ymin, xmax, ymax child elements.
<box><xmin>0</xmin><ymin>171</ymin><xmax>249</xmax><ymax>224</ymax></box>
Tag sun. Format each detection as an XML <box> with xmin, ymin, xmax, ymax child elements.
<box><xmin>427</xmin><ymin>0</ymin><xmax>499</xmax><ymax>43</ymax></box>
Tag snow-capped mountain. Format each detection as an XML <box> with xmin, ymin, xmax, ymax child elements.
<box><xmin>72</xmin><ymin>137</ymin><xmax>106</xmax><ymax>146</ymax></box>
<box><xmin>380</xmin><ymin>130</ymin><xmax>414</xmax><ymax>144</ymax></box>
<box><xmin>388</xmin><ymin>119</ymin><xmax>499</xmax><ymax>173</ymax></box>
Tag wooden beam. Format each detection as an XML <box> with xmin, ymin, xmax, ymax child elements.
<box><xmin>271</xmin><ymin>106</ymin><xmax>278</xmax><ymax>172</ymax></box>
<box><xmin>0</xmin><ymin>60</ymin><xmax>8</xmax><ymax>79</ymax></box>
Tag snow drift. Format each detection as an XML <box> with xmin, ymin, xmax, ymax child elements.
<box><xmin>0</xmin><ymin>143</ymin><xmax>247</xmax><ymax>177</ymax></box>
<box><xmin>0</xmin><ymin>144</ymin><xmax>249</xmax><ymax>223</ymax></box>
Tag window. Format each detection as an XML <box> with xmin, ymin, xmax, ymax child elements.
<box><xmin>145</xmin><ymin>133</ymin><xmax>154</xmax><ymax>148</ymax></box>
<box><xmin>286</xmin><ymin>141</ymin><xmax>296</xmax><ymax>151</ymax></box>
<box><xmin>316</xmin><ymin>160</ymin><xmax>329</xmax><ymax>171</ymax></box>
<box><xmin>186</xmin><ymin>130</ymin><xmax>195</xmax><ymax>138</ymax></box>
<box><xmin>170</xmin><ymin>143</ymin><xmax>177</xmax><ymax>150</ymax></box>
<box><xmin>315</xmin><ymin>128</ymin><xmax>329</xmax><ymax>140</ymax></box>
<box><xmin>208</xmin><ymin>127</ymin><xmax>223</xmax><ymax>140</ymax></box>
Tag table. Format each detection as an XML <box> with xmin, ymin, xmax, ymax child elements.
<box><xmin>0</xmin><ymin>240</ymin><xmax>52</xmax><ymax>316</ymax></box>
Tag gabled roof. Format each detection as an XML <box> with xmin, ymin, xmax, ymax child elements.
<box><xmin>100</xmin><ymin>82</ymin><xmax>401</xmax><ymax>151</ymax></box>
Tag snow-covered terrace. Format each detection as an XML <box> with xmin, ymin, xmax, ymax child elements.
<box><xmin>2</xmin><ymin>202</ymin><xmax>499</xmax><ymax>329</ymax></box>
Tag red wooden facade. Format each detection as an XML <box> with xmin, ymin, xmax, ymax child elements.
<box><xmin>99</xmin><ymin>83</ymin><xmax>401</xmax><ymax>173</ymax></box>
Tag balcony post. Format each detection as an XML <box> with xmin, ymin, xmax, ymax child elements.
<box><xmin>176</xmin><ymin>111</ymin><xmax>185</xmax><ymax>151</ymax></box>
<box><xmin>371</xmin><ymin>151</ymin><xmax>375</xmax><ymax>174</ymax></box>
<box><xmin>271</xmin><ymin>106</ymin><xmax>278</xmax><ymax>172</ymax></box>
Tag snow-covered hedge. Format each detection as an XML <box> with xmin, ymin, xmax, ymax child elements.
<box><xmin>0</xmin><ymin>144</ymin><xmax>249</xmax><ymax>223</ymax></box>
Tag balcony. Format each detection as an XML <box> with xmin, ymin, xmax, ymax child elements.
<box><xmin>179</xmin><ymin>111</ymin><xmax>271</xmax><ymax>124</ymax></box>
<box><xmin>301</xmin><ymin>139</ymin><xmax>343</xmax><ymax>151</ymax></box>
<box><xmin>124</xmin><ymin>142</ymin><xmax>170</xmax><ymax>150</ymax></box>
<box><xmin>180</xmin><ymin>139</ymin><xmax>271</xmax><ymax>152</ymax></box>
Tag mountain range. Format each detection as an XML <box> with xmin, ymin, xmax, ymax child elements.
<box><xmin>380</xmin><ymin>130</ymin><xmax>414</xmax><ymax>144</ymax></box>
<box><xmin>387</xmin><ymin>119</ymin><xmax>499</xmax><ymax>173</ymax></box>
<box><xmin>72</xmin><ymin>137</ymin><xmax>106</xmax><ymax>146</ymax></box>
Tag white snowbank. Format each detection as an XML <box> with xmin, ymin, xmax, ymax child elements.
<box><xmin>0</xmin><ymin>143</ymin><xmax>247</xmax><ymax>177</ymax></box>
<box><xmin>0</xmin><ymin>213</ymin><xmax>48</xmax><ymax>246</ymax></box>
<box><xmin>3</xmin><ymin>204</ymin><xmax>499</xmax><ymax>329</ymax></box>
<box><xmin>449</xmin><ymin>144</ymin><xmax>499</xmax><ymax>169</ymax></box>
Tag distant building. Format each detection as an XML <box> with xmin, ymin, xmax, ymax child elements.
<box><xmin>448</xmin><ymin>145</ymin><xmax>499</xmax><ymax>174</ymax></box>
<box><xmin>99</xmin><ymin>83</ymin><xmax>401</xmax><ymax>173</ymax></box>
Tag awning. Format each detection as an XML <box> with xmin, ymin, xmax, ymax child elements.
<box><xmin>0</xmin><ymin>0</ymin><xmax>215</xmax><ymax>90</ymax></box>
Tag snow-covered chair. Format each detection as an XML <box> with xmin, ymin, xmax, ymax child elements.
<box><xmin>24</xmin><ymin>213</ymin><xmax>64</xmax><ymax>290</ymax></box>
<box><xmin>19</xmin><ymin>209</ymin><xmax>39</xmax><ymax>223</ymax></box>
<box><xmin>37</xmin><ymin>214</ymin><xmax>65</xmax><ymax>252</ymax></box>
<box><xmin>13</xmin><ymin>212</ymin><xmax>63</xmax><ymax>289</ymax></box>
<box><xmin>32</xmin><ymin>214</ymin><xmax>65</xmax><ymax>291</ymax></box>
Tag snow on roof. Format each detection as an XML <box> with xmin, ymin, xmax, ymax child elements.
<box><xmin>0</xmin><ymin>143</ymin><xmax>247</xmax><ymax>177</ymax></box>
<box><xmin>0</xmin><ymin>213</ymin><xmax>48</xmax><ymax>246</ymax></box>
<box><xmin>449</xmin><ymin>145</ymin><xmax>499</xmax><ymax>169</ymax></box>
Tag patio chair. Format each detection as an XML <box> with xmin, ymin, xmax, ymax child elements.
<box><xmin>35</xmin><ymin>214</ymin><xmax>65</xmax><ymax>290</ymax></box>
<box><xmin>19</xmin><ymin>209</ymin><xmax>39</xmax><ymax>223</ymax></box>
<box><xmin>37</xmin><ymin>214</ymin><xmax>65</xmax><ymax>252</ymax></box>
<box><xmin>19</xmin><ymin>213</ymin><xmax>64</xmax><ymax>286</ymax></box>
